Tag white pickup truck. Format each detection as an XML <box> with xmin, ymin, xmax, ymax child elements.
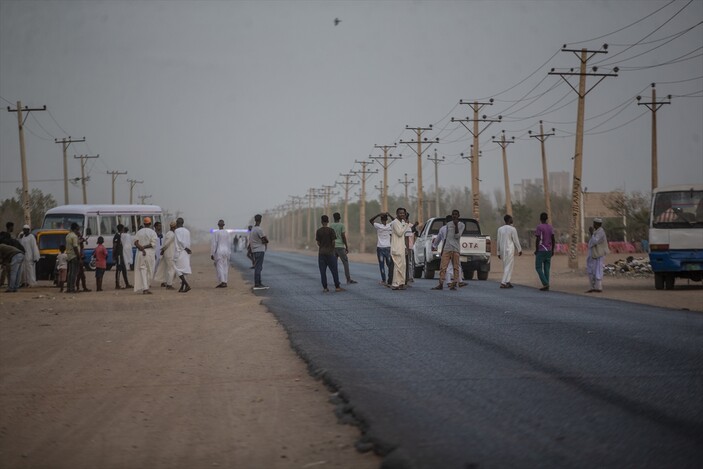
<box><xmin>413</xmin><ymin>217</ymin><xmax>492</xmax><ymax>280</ymax></box>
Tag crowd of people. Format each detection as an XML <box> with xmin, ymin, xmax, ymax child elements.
<box><xmin>1</xmin><ymin>209</ymin><xmax>610</xmax><ymax>295</ymax></box>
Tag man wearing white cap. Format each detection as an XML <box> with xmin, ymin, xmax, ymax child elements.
<box><xmin>133</xmin><ymin>217</ymin><xmax>158</xmax><ymax>294</ymax></box>
<box><xmin>19</xmin><ymin>224</ymin><xmax>39</xmax><ymax>287</ymax></box>
<box><xmin>586</xmin><ymin>217</ymin><xmax>609</xmax><ymax>293</ymax></box>
<box><xmin>210</xmin><ymin>219</ymin><xmax>231</xmax><ymax>288</ymax></box>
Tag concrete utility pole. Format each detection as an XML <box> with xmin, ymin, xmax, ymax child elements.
<box><xmin>106</xmin><ymin>170</ymin><xmax>128</xmax><ymax>204</ymax></box>
<box><xmin>637</xmin><ymin>83</ymin><xmax>671</xmax><ymax>191</ymax></box>
<box><xmin>127</xmin><ymin>179</ymin><xmax>144</xmax><ymax>205</ymax></box>
<box><xmin>452</xmin><ymin>100</ymin><xmax>501</xmax><ymax>221</ymax></box>
<box><xmin>549</xmin><ymin>44</ymin><xmax>618</xmax><ymax>270</ymax></box>
<box><xmin>54</xmin><ymin>136</ymin><xmax>85</xmax><ymax>204</ymax></box>
<box><xmin>338</xmin><ymin>172</ymin><xmax>359</xmax><ymax>231</ymax></box>
<box><xmin>427</xmin><ymin>149</ymin><xmax>445</xmax><ymax>218</ymax></box>
<box><xmin>397</xmin><ymin>173</ymin><xmax>415</xmax><ymax>208</ymax></box>
<box><xmin>399</xmin><ymin>126</ymin><xmax>438</xmax><ymax>224</ymax></box>
<box><xmin>138</xmin><ymin>194</ymin><xmax>152</xmax><ymax>205</ymax></box>
<box><xmin>73</xmin><ymin>154</ymin><xmax>99</xmax><ymax>204</ymax></box>
<box><xmin>322</xmin><ymin>184</ymin><xmax>337</xmax><ymax>215</ymax></box>
<box><xmin>352</xmin><ymin>160</ymin><xmax>378</xmax><ymax>253</ymax></box>
<box><xmin>371</xmin><ymin>143</ymin><xmax>400</xmax><ymax>213</ymax></box>
<box><xmin>529</xmin><ymin>121</ymin><xmax>556</xmax><ymax>222</ymax></box>
<box><xmin>492</xmin><ymin>131</ymin><xmax>516</xmax><ymax>216</ymax></box>
<box><xmin>7</xmin><ymin>102</ymin><xmax>47</xmax><ymax>225</ymax></box>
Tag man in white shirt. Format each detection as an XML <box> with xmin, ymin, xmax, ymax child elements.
<box><xmin>369</xmin><ymin>212</ymin><xmax>394</xmax><ymax>286</ymax></box>
<box><xmin>496</xmin><ymin>214</ymin><xmax>522</xmax><ymax>289</ymax></box>
<box><xmin>211</xmin><ymin>219</ymin><xmax>232</xmax><ymax>288</ymax></box>
<box><xmin>133</xmin><ymin>217</ymin><xmax>158</xmax><ymax>294</ymax></box>
<box><xmin>389</xmin><ymin>207</ymin><xmax>409</xmax><ymax>290</ymax></box>
<box><xmin>174</xmin><ymin>217</ymin><xmax>192</xmax><ymax>293</ymax></box>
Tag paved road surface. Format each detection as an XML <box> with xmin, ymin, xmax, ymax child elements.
<box><xmin>232</xmin><ymin>250</ymin><xmax>703</xmax><ymax>469</ymax></box>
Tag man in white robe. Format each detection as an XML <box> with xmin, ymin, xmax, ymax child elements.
<box><xmin>19</xmin><ymin>224</ymin><xmax>39</xmax><ymax>287</ymax></box>
<box><xmin>121</xmin><ymin>227</ymin><xmax>134</xmax><ymax>270</ymax></box>
<box><xmin>389</xmin><ymin>207</ymin><xmax>409</xmax><ymax>290</ymax></box>
<box><xmin>496</xmin><ymin>214</ymin><xmax>522</xmax><ymax>288</ymax></box>
<box><xmin>211</xmin><ymin>219</ymin><xmax>231</xmax><ymax>288</ymax></box>
<box><xmin>156</xmin><ymin>221</ymin><xmax>177</xmax><ymax>289</ymax></box>
<box><xmin>586</xmin><ymin>218</ymin><xmax>609</xmax><ymax>293</ymax></box>
<box><xmin>133</xmin><ymin>217</ymin><xmax>158</xmax><ymax>294</ymax></box>
<box><xmin>174</xmin><ymin>217</ymin><xmax>192</xmax><ymax>293</ymax></box>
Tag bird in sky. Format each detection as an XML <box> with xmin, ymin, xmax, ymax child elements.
<box><xmin>334</xmin><ymin>18</ymin><xmax>341</xmax><ymax>26</ymax></box>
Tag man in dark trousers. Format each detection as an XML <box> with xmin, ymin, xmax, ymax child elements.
<box><xmin>316</xmin><ymin>215</ymin><xmax>345</xmax><ymax>293</ymax></box>
<box><xmin>113</xmin><ymin>223</ymin><xmax>132</xmax><ymax>289</ymax></box>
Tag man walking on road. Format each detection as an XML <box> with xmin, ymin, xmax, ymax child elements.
<box><xmin>432</xmin><ymin>209</ymin><xmax>464</xmax><ymax>291</ymax></box>
<box><xmin>211</xmin><ymin>219</ymin><xmax>231</xmax><ymax>288</ymax></box>
<box><xmin>174</xmin><ymin>217</ymin><xmax>192</xmax><ymax>293</ymax></box>
<box><xmin>316</xmin><ymin>215</ymin><xmax>345</xmax><ymax>293</ymax></box>
<box><xmin>497</xmin><ymin>214</ymin><xmax>522</xmax><ymax>289</ymax></box>
<box><xmin>330</xmin><ymin>212</ymin><xmax>357</xmax><ymax>285</ymax></box>
<box><xmin>249</xmin><ymin>214</ymin><xmax>269</xmax><ymax>290</ymax></box>
<box><xmin>534</xmin><ymin>212</ymin><xmax>555</xmax><ymax>291</ymax></box>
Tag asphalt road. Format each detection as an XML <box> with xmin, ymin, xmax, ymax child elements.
<box><xmin>232</xmin><ymin>250</ymin><xmax>703</xmax><ymax>469</ymax></box>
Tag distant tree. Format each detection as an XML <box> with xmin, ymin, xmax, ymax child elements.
<box><xmin>0</xmin><ymin>188</ymin><xmax>57</xmax><ymax>229</ymax></box>
<box><xmin>603</xmin><ymin>190</ymin><xmax>650</xmax><ymax>242</ymax></box>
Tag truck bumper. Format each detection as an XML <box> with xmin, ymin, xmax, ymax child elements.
<box><xmin>649</xmin><ymin>250</ymin><xmax>703</xmax><ymax>273</ymax></box>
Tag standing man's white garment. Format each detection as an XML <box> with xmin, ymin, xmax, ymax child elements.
<box><xmin>156</xmin><ymin>221</ymin><xmax>177</xmax><ymax>288</ymax></box>
<box><xmin>496</xmin><ymin>214</ymin><xmax>522</xmax><ymax>288</ymax></box>
<box><xmin>19</xmin><ymin>225</ymin><xmax>39</xmax><ymax>287</ymax></box>
<box><xmin>174</xmin><ymin>217</ymin><xmax>193</xmax><ymax>293</ymax></box>
<box><xmin>121</xmin><ymin>229</ymin><xmax>134</xmax><ymax>269</ymax></box>
<box><xmin>133</xmin><ymin>218</ymin><xmax>158</xmax><ymax>294</ymax></box>
<box><xmin>211</xmin><ymin>219</ymin><xmax>231</xmax><ymax>287</ymax></box>
<box><xmin>389</xmin><ymin>208</ymin><xmax>409</xmax><ymax>289</ymax></box>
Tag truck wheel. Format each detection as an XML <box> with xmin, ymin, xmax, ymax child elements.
<box><xmin>664</xmin><ymin>273</ymin><xmax>675</xmax><ymax>290</ymax></box>
<box><xmin>423</xmin><ymin>263</ymin><xmax>435</xmax><ymax>279</ymax></box>
<box><xmin>477</xmin><ymin>271</ymin><xmax>489</xmax><ymax>281</ymax></box>
<box><xmin>654</xmin><ymin>273</ymin><xmax>665</xmax><ymax>290</ymax></box>
<box><xmin>463</xmin><ymin>269</ymin><xmax>475</xmax><ymax>280</ymax></box>
<box><xmin>413</xmin><ymin>265</ymin><xmax>423</xmax><ymax>279</ymax></box>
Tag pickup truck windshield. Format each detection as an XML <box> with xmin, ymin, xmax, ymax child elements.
<box><xmin>427</xmin><ymin>218</ymin><xmax>481</xmax><ymax>235</ymax></box>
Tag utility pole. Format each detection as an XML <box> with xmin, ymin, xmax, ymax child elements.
<box><xmin>399</xmin><ymin>126</ymin><xmax>438</xmax><ymax>224</ymax></box>
<box><xmin>549</xmin><ymin>44</ymin><xmax>618</xmax><ymax>269</ymax></box>
<box><xmin>371</xmin><ymin>143</ymin><xmax>400</xmax><ymax>213</ymax></box>
<box><xmin>106</xmin><ymin>170</ymin><xmax>128</xmax><ymax>204</ymax></box>
<box><xmin>338</xmin><ymin>172</ymin><xmax>359</xmax><ymax>230</ymax></box>
<box><xmin>397</xmin><ymin>173</ymin><xmax>415</xmax><ymax>208</ymax></box>
<box><xmin>7</xmin><ymin>101</ymin><xmax>47</xmax><ymax>225</ymax></box>
<box><xmin>127</xmin><ymin>179</ymin><xmax>144</xmax><ymax>205</ymax></box>
<box><xmin>307</xmin><ymin>188</ymin><xmax>314</xmax><ymax>245</ymax></box>
<box><xmin>637</xmin><ymin>83</ymin><xmax>671</xmax><ymax>191</ymax></box>
<box><xmin>73</xmin><ymin>154</ymin><xmax>99</xmax><ymax>204</ymax></box>
<box><xmin>529</xmin><ymin>121</ymin><xmax>556</xmax><ymax>222</ymax></box>
<box><xmin>54</xmin><ymin>136</ymin><xmax>85</xmax><ymax>204</ymax></box>
<box><xmin>138</xmin><ymin>194</ymin><xmax>152</xmax><ymax>205</ymax></box>
<box><xmin>351</xmin><ymin>159</ymin><xmax>378</xmax><ymax>253</ymax></box>
<box><xmin>427</xmin><ymin>149</ymin><xmax>445</xmax><ymax>218</ymax></box>
<box><xmin>322</xmin><ymin>184</ymin><xmax>337</xmax><ymax>215</ymax></box>
<box><xmin>452</xmin><ymin>100</ymin><xmax>501</xmax><ymax>221</ymax></box>
<box><xmin>492</xmin><ymin>131</ymin><xmax>516</xmax><ymax>216</ymax></box>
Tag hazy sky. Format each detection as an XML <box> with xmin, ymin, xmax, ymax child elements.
<box><xmin>1</xmin><ymin>0</ymin><xmax>701</xmax><ymax>229</ymax></box>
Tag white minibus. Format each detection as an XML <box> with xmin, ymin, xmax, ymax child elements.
<box><xmin>41</xmin><ymin>204</ymin><xmax>163</xmax><ymax>268</ymax></box>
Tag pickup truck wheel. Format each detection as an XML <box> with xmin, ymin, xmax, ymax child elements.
<box><xmin>664</xmin><ymin>273</ymin><xmax>675</xmax><ymax>290</ymax></box>
<box><xmin>654</xmin><ymin>273</ymin><xmax>665</xmax><ymax>290</ymax></box>
<box><xmin>463</xmin><ymin>269</ymin><xmax>475</xmax><ymax>280</ymax></box>
<box><xmin>413</xmin><ymin>265</ymin><xmax>423</xmax><ymax>279</ymax></box>
<box><xmin>423</xmin><ymin>263</ymin><xmax>435</xmax><ymax>279</ymax></box>
<box><xmin>477</xmin><ymin>271</ymin><xmax>489</xmax><ymax>281</ymax></box>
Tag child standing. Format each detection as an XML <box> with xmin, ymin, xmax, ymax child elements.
<box><xmin>55</xmin><ymin>245</ymin><xmax>68</xmax><ymax>292</ymax></box>
<box><xmin>94</xmin><ymin>236</ymin><xmax>108</xmax><ymax>292</ymax></box>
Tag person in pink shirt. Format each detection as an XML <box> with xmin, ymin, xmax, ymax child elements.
<box><xmin>94</xmin><ymin>236</ymin><xmax>108</xmax><ymax>292</ymax></box>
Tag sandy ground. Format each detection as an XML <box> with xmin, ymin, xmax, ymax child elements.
<box><xmin>1</xmin><ymin>246</ymin><xmax>700</xmax><ymax>469</ymax></box>
<box><xmin>0</xmin><ymin>244</ymin><xmax>380</xmax><ymax>469</ymax></box>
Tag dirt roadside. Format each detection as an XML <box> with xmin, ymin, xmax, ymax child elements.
<box><xmin>0</xmin><ymin>244</ymin><xmax>380</xmax><ymax>469</ymax></box>
<box><xmin>1</xmin><ymin>246</ymin><xmax>699</xmax><ymax>469</ymax></box>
